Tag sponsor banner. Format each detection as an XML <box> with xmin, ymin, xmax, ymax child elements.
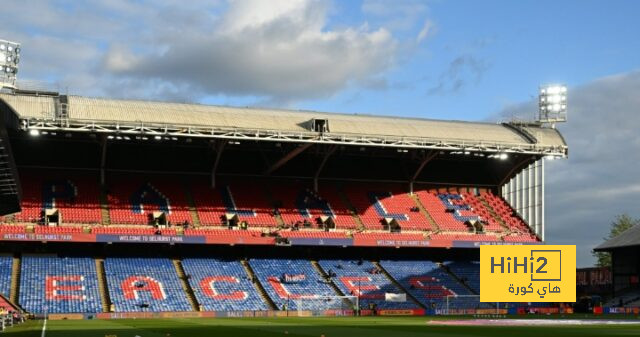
<box><xmin>377</xmin><ymin>309</ymin><xmax>424</xmax><ymax>316</ymax></box>
<box><xmin>96</xmin><ymin>234</ymin><xmax>206</xmax><ymax>244</ymax></box>
<box><xmin>288</xmin><ymin>238</ymin><xmax>353</xmax><ymax>246</ymax></box>
<box><xmin>384</xmin><ymin>293</ymin><xmax>407</xmax><ymax>302</ymax></box>
<box><xmin>203</xmin><ymin>235</ymin><xmax>276</xmax><ymax>245</ymax></box>
<box><xmin>48</xmin><ymin>313</ymin><xmax>85</xmax><ymax>320</ymax></box>
<box><xmin>1</xmin><ymin>233</ymin><xmax>96</xmax><ymax>242</ymax></box>
<box><xmin>480</xmin><ymin>245</ymin><xmax>576</xmax><ymax>302</ymax></box>
<box><xmin>453</xmin><ymin>240</ymin><xmax>542</xmax><ymax>248</ymax></box>
<box><xmin>353</xmin><ymin>237</ymin><xmax>430</xmax><ymax>248</ymax></box>
<box><xmin>607</xmin><ymin>307</ymin><xmax>640</xmax><ymax>314</ymax></box>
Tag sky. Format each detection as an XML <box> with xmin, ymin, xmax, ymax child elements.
<box><xmin>2</xmin><ymin>0</ymin><xmax>640</xmax><ymax>266</ymax></box>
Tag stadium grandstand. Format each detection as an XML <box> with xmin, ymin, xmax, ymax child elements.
<box><xmin>594</xmin><ymin>224</ymin><xmax>640</xmax><ymax>309</ymax></box>
<box><xmin>0</xmin><ymin>90</ymin><xmax>569</xmax><ymax>318</ymax></box>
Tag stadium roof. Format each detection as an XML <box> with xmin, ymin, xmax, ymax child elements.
<box><xmin>594</xmin><ymin>224</ymin><xmax>640</xmax><ymax>251</ymax></box>
<box><xmin>0</xmin><ymin>92</ymin><xmax>567</xmax><ymax>156</ymax></box>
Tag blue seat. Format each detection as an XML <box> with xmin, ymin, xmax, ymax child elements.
<box><xmin>104</xmin><ymin>258</ymin><xmax>191</xmax><ymax>312</ymax></box>
<box><xmin>181</xmin><ymin>258</ymin><xmax>268</xmax><ymax>311</ymax></box>
<box><xmin>249</xmin><ymin>259</ymin><xmax>339</xmax><ymax>310</ymax></box>
<box><xmin>318</xmin><ymin>259</ymin><xmax>418</xmax><ymax>310</ymax></box>
<box><xmin>0</xmin><ymin>255</ymin><xmax>13</xmax><ymax>297</ymax></box>
<box><xmin>19</xmin><ymin>255</ymin><xmax>102</xmax><ymax>313</ymax></box>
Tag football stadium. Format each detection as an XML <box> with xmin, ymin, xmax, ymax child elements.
<box><xmin>0</xmin><ymin>87</ymin><xmax>636</xmax><ymax>336</ymax></box>
<box><xmin>1</xmin><ymin>2</ymin><xmax>640</xmax><ymax>336</ymax></box>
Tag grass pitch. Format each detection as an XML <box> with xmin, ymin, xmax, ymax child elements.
<box><xmin>4</xmin><ymin>316</ymin><xmax>640</xmax><ymax>337</ymax></box>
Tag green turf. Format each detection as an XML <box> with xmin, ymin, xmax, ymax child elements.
<box><xmin>4</xmin><ymin>316</ymin><xmax>640</xmax><ymax>337</ymax></box>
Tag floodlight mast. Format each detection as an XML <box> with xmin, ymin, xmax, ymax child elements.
<box><xmin>0</xmin><ymin>39</ymin><xmax>21</xmax><ymax>90</ymax></box>
<box><xmin>537</xmin><ymin>84</ymin><xmax>568</xmax><ymax>128</ymax></box>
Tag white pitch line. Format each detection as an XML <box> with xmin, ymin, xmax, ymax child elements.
<box><xmin>41</xmin><ymin>316</ymin><xmax>47</xmax><ymax>337</ymax></box>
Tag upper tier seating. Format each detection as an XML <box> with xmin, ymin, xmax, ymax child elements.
<box><xmin>181</xmin><ymin>258</ymin><xmax>268</xmax><ymax>311</ymax></box>
<box><xmin>414</xmin><ymin>190</ymin><xmax>479</xmax><ymax>232</ymax></box>
<box><xmin>107</xmin><ymin>175</ymin><xmax>193</xmax><ymax>225</ymax></box>
<box><xmin>104</xmin><ymin>258</ymin><xmax>191</xmax><ymax>312</ymax></box>
<box><xmin>14</xmin><ymin>171</ymin><xmax>102</xmax><ymax>224</ymax></box>
<box><xmin>249</xmin><ymin>259</ymin><xmax>338</xmax><ymax>310</ymax></box>
<box><xmin>190</xmin><ymin>180</ymin><xmax>277</xmax><ymax>227</ymax></box>
<box><xmin>272</xmin><ymin>183</ymin><xmax>358</xmax><ymax>229</ymax></box>
<box><xmin>0</xmin><ymin>255</ymin><xmax>12</xmax><ymax>297</ymax></box>
<box><xmin>482</xmin><ymin>192</ymin><xmax>535</xmax><ymax>234</ymax></box>
<box><xmin>343</xmin><ymin>184</ymin><xmax>431</xmax><ymax>230</ymax></box>
<box><xmin>379</xmin><ymin>260</ymin><xmax>480</xmax><ymax>310</ymax></box>
<box><xmin>19</xmin><ymin>255</ymin><xmax>102</xmax><ymax>313</ymax></box>
<box><xmin>318</xmin><ymin>259</ymin><xmax>418</xmax><ymax>310</ymax></box>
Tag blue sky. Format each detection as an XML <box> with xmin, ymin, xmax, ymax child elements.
<box><xmin>2</xmin><ymin>0</ymin><xmax>640</xmax><ymax>266</ymax></box>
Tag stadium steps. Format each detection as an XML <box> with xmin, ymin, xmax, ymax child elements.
<box><xmin>172</xmin><ymin>259</ymin><xmax>201</xmax><ymax>311</ymax></box>
<box><xmin>440</xmin><ymin>263</ymin><xmax>479</xmax><ymax>295</ymax></box>
<box><xmin>240</xmin><ymin>259</ymin><xmax>278</xmax><ymax>310</ymax></box>
<box><xmin>99</xmin><ymin>187</ymin><xmax>111</xmax><ymax>225</ymax></box>
<box><xmin>371</xmin><ymin>261</ymin><xmax>426</xmax><ymax>310</ymax></box>
<box><xmin>408</xmin><ymin>193</ymin><xmax>440</xmax><ymax>231</ymax></box>
<box><xmin>477</xmin><ymin>195</ymin><xmax>510</xmax><ymax>231</ymax></box>
<box><xmin>95</xmin><ymin>258</ymin><xmax>112</xmax><ymax>312</ymax></box>
<box><xmin>335</xmin><ymin>184</ymin><xmax>365</xmax><ymax>230</ymax></box>
<box><xmin>183</xmin><ymin>182</ymin><xmax>201</xmax><ymax>227</ymax></box>
<box><xmin>262</xmin><ymin>184</ymin><xmax>285</xmax><ymax>227</ymax></box>
<box><xmin>9</xmin><ymin>255</ymin><xmax>21</xmax><ymax>304</ymax></box>
<box><xmin>310</xmin><ymin>260</ymin><xmax>353</xmax><ymax>301</ymax></box>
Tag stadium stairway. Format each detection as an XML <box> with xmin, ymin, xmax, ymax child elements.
<box><xmin>9</xmin><ymin>255</ymin><xmax>20</xmax><ymax>303</ymax></box>
<box><xmin>311</xmin><ymin>261</ymin><xmax>350</xmax><ymax>297</ymax></box>
<box><xmin>263</xmin><ymin>184</ymin><xmax>285</xmax><ymax>227</ymax></box>
<box><xmin>335</xmin><ymin>184</ymin><xmax>365</xmax><ymax>230</ymax></box>
<box><xmin>95</xmin><ymin>258</ymin><xmax>112</xmax><ymax>312</ymax></box>
<box><xmin>477</xmin><ymin>195</ymin><xmax>510</xmax><ymax>232</ymax></box>
<box><xmin>99</xmin><ymin>187</ymin><xmax>111</xmax><ymax>225</ymax></box>
<box><xmin>408</xmin><ymin>193</ymin><xmax>440</xmax><ymax>231</ymax></box>
<box><xmin>182</xmin><ymin>183</ymin><xmax>202</xmax><ymax>227</ymax></box>
<box><xmin>172</xmin><ymin>259</ymin><xmax>200</xmax><ymax>311</ymax></box>
<box><xmin>371</xmin><ymin>261</ymin><xmax>426</xmax><ymax>310</ymax></box>
<box><xmin>240</xmin><ymin>259</ymin><xmax>277</xmax><ymax>310</ymax></box>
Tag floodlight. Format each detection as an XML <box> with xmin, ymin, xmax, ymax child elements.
<box><xmin>499</xmin><ymin>153</ymin><xmax>508</xmax><ymax>160</ymax></box>
<box><xmin>0</xmin><ymin>39</ymin><xmax>20</xmax><ymax>89</ymax></box>
<box><xmin>29</xmin><ymin>129</ymin><xmax>39</xmax><ymax>136</ymax></box>
<box><xmin>538</xmin><ymin>84</ymin><xmax>567</xmax><ymax>124</ymax></box>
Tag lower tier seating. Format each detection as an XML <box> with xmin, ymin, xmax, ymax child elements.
<box><xmin>0</xmin><ymin>255</ymin><xmax>12</xmax><ymax>297</ymax></box>
<box><xmin>181</xmin><ymin>258</ymin><xmax>268</xmax><ymax>311</ymax></box>
<box><xmin>19</xmin><ymin>255</ymin><xmax>102</xmax><ymax>313</ymax></box>
<box><xmin>443</xmin><ymin>261</ymin><xmax>480</xmax><ymax>293</ymax></box>
<box><xmin>104</xmin><ymin>258</ymin><xmax>192</xmax><ymax>312</ymax></box>
<box><xmin>318</xmin><ymin>259</ymin><xmax>418</xmax><ymax>310</ymax></box>
<box><xmin>249</xmin><ymin>259</ymin><xmax>338</xmax><ymax>310</ymax></box>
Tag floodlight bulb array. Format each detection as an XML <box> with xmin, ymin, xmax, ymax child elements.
<box><xmin>0</xmin><ymin>39</ymin><xmax>20</xmax><ymax>88</ymax></box>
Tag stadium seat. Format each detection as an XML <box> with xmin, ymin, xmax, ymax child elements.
<box><xmin>19</xmin><ymin>255</ymin><xmax>102</xmax><ymax>313</ymax></box>
<box><xmin>104</xmin><ymin>258</ymin><xmax>192</xmax><ymax>312</ymax></box>
<box><xmin>343</xmin><ymin>184</ymin><xmax>432</xmax><ymax>230</ymax></box>
<box><xmin>13</xmin><ymin>170</ymin><xmax>102</xmax><ymax>225</ymax></box>
<box><xmin>0</xmin><ymin>255</ymin><xmax>12</xmax><ymax>298</ymax></box>
<box><xmin>272</xmin><ymin>182</ymin><xmax>358</xmax><ymax>229</ymax></box>
<box><xmin>318</xmin><ymin>259</ymin><xmax>419</xmax><ymax>310</ymax></box>
<box><xmin>181</xmin><ymin>258</ymin><xmax>268</xmax><ymax>311</ymax></box>
<box><xmin>249</xmin><ymin>259</ymin><xmax>339</xmax><ymax>310</ymax></box>
<box><xmin>190</xmin><ymin>179</ymin><xmax>278</xmax><ymax>227</ymax></box>
<box><xmin>106</xmin><ymin>174</ymin><xmax>193</xmax><ymax>226</ymax></box>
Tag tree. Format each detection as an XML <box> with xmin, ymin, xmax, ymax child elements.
<box><xmin>594</xmin><ymin>214</ymin><xmax>639</xmax><ymax>267</ymax></box>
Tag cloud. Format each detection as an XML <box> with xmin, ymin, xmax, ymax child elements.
<box><xmin>426</xmin><ymin>54</ymin><xmax>489</xmax><ymax>96</ymax></box>
<box><xmin>495</xmin><ymin>70</ymin><xmax>640</xmax><ymax>267</ymax></box>
<box><xmin>0</xmin><ymin>0</ymin><xmax>404</xmax><ymax>103</ymax></box>
<box><xmin>103</xmin><ymin>0</ymin><xmax>397</xmax><ymax>101</ymax></box>
<box><xmin>417</xmin><ymin>20</ymin><xmax>435</xmax><ymax>43</ymax></box>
